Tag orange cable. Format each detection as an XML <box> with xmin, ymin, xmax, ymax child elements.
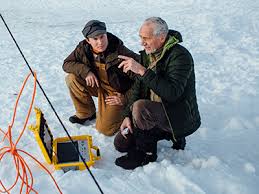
<box><xmin>0</xmin><ymin>72</ymin><xmax>62</xmax><ymax>194</ymax></box>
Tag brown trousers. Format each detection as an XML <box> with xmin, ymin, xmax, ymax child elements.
<box><xmin>114</xmin><ymin>99</ymin><xmax>172</xmax><ymax>152</ymax></box>
<box><xmin>65</xmin><ymin>62</ymin><xmax>124</xmax><ymax>136</ymax></box>
<box><xmin>131</xmin><ymin>99</ymin><xmax>171</xmax><ymax>131</ymax></box>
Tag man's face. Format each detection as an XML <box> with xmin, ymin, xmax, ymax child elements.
<box><xmin>139</xmin><ymin>23</ymin><xmax>166</xmax><ymax>54</ymax></box>
<box><xmin>86</xmin><ymin>33</ymin><xmax>108</xmax><ymax>53</ymax></box>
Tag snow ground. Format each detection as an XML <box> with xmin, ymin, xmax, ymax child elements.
<box><xmin>0</xmin><ymin>0</ymin><xmax>259</xmax><ymax>193</ymax></box>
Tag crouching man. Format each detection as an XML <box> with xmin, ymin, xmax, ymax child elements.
<box><xmin>63</xmin><ymin>20</ymin><xmax>139</xmax><ymax>136</ymax></box>
<box><xmin>114</xmin><ymin>17</ymin><xmax>201</xmax><ymax>169</ymax></box>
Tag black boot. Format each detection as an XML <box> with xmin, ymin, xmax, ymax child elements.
<box><xmin>115</xmin><ymin>148</ymin><xmax>157</xmax><ymax>170</ymax></box>
<box><xmin>69</xmin><ymin>113</ymin><xmax>96</xmax><ymax>124</ymax></box>
<box><xmin>114</xmin><ymin>132</ymin><xmax>136</xmax><ymax>153</ymax></box>
<box><xmin>148</xmin><ymin>128</ymin><xmax>186</xmax><ymax>150</ymax></box>
<box><xmin>137</xmin><ymin>128</ymin><xmax>187</xmax><ymax>150</ymax></box>
<box><xmin>115</xmin><ymin>129</ymin><xmax>158</xmax><ymax>170</ymax></box>
<box><xmin>151</xmin><ymin>128</ymin><xmax>186</xmax><ymax>150</ymax></box>
<box><xmin>151</xmin><ymin>128</ymin><xmax>173</xmax><ymax>141</ymax></box>
<box><xmin>172</xmin><ymin>137</ymin><xmax>186</xmax><ymax>150</ymax></box>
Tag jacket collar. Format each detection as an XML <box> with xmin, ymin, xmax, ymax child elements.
<box><xmin>81</xmin><ymin>32</ymin><xmax>123</xmax><ymax>63</ymax></box>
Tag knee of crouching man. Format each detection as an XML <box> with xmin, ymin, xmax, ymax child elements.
<box><xmin>96</xmin><ymin>126</ymin><xmax>119</xmax><ymax>136</ymax></box>
<box><xmin>65</xmin><ymin>74</ymin><xmax>77</xmax><ymax>87</ymax></box>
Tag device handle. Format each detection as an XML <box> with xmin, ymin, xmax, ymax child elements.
<box><xmin>91</xmin><ymin>146</ymin><xmax>101</xmax><ymax>160</ymax></box>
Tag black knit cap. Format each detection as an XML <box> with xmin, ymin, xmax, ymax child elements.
<box><xmin>82</xmin><ymin>20</ymin><xmax>107</xmax><ymax>38</ymax></box>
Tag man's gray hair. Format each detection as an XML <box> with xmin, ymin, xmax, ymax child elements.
<box><xmin>144</xmin><ymin>17</ymin><xmax>169</xmax><ymax>36</ymax></box>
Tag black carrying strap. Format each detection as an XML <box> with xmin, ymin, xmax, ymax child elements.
<box><xmin>0</xmin><ymin>13</ymin><xmax>104</xmax><ymax>194</ymax></box>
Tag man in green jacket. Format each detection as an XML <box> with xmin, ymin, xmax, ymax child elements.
<box><xmin>114</xmin><ymin>17</ymin><xmax>201</xmax><ymax>169</ymax></box>
<box><xmin>63</xmin><ymin>20</ymin><xmax>139</xmax><ymax>136</ymax></box>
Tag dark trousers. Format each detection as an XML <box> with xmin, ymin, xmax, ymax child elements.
<box><xmin>114</xmin><ymin>99</ymin><xmax>173</xmax><ymax>152</ymax></box>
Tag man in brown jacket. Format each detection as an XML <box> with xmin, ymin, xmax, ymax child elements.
<box><xmin>63</xmin><ymin>20</ymin><xmax>139</xmax><ymax>136</ymax></box>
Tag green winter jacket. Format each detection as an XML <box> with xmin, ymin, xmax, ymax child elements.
<box><xmin>124</xmin><ymin>30</ymin><xmax>201</xmax><ymax>138</ymax></box>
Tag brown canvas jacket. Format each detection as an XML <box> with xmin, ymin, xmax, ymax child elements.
<box><xmin>63</xmin><ymin>32</ymin><xmax>139</xmax><ymax>93</ymax></box>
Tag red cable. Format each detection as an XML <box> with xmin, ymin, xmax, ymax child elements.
<box><xmin>0</xmin><ymin>72</ymin><xmax>62</xmax><ymax>194</ymax></box>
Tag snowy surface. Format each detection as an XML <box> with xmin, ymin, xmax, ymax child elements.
<box><xmin>1</xmin><ymin>0</ymin><xmax>259</xmax><ymax>193</ymax></box>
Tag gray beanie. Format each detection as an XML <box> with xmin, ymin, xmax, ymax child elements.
<box><xmin>82</xmin><ymin>20</ymin><xmax>107</xmax><ymax>38</ymax></box>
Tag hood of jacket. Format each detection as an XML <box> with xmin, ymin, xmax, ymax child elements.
<box><xmin>139</xmin><ymin>29</ymin><xmax>183</xmax><ymax>66</ymax></box>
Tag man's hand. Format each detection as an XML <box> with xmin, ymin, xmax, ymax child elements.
<box><xmin>120</xmin><ymin>117</ymin><xmax>133</xmax><ymax>139</ymax></box>
<box><xmin>105</xmin><ymin>92</ymin><xmax>125</xmax><ymax>106</ymax></box>
<box><xmin>85</xmin><ymin>71</ymin><xmax>99</xmax><ymax>87</ymax></box>
<box><xmin>118</xmin><ymin>55</ymin><xmax>146</xmax><ymax>76</ymax></box>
